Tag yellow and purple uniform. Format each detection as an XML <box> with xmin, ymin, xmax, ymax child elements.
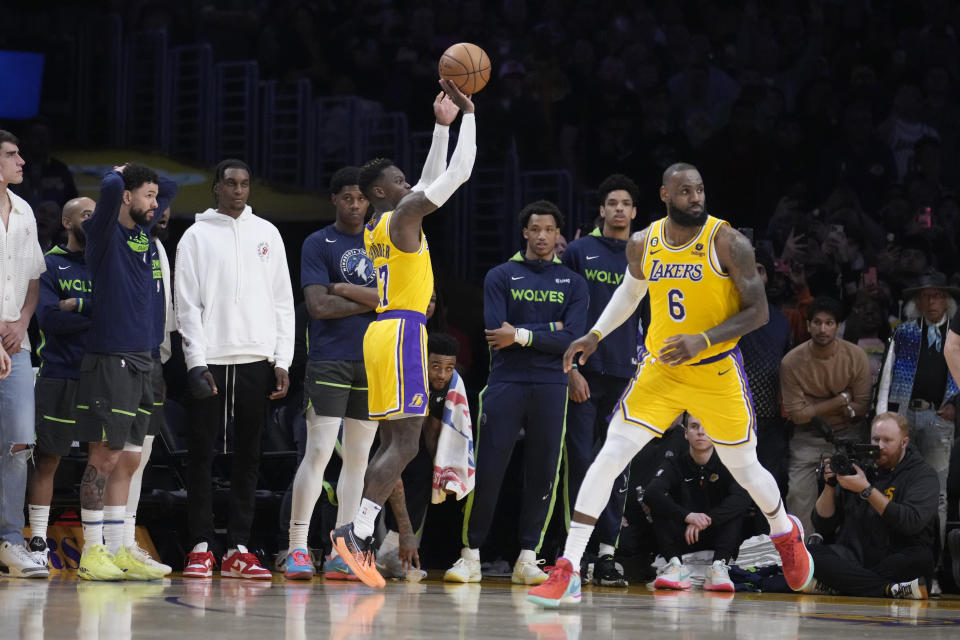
<box><xmin>362</xmin><ymin>210</ymin><xmax>434</xmax><ymax>419</ymax></box>
<box><xmin>616</xmin><ymin>215</ymin><xmax>757</xmax><ymax>446</ymax></box>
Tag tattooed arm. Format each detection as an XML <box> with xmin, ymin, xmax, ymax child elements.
<box><xmin>387</xmin><ymin>479</ymin><xmax>420</xmax><ymax>570</ymax></box>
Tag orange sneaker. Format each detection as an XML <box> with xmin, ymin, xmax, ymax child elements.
<box><xmin>526</xmin><ymin>558</ymin><xmax>581</xmax><ymax>609</ymax></box>
<box><xmin>771</xmin><ymin>515</ymin><xmax>814</xmax><ymax>591</ymax></box>
<box><xmin>330</xmin><ymin>524</ymin><xmax>385</xmax><ymax>589</ymax></box>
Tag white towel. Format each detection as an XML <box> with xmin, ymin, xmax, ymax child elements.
<box><xmin>431</xmin><ymin>369</ymin><xmax>475</xmax><ymax>503</ymax></box>
<box><xmin>155</xmin><ymin>238</ymin><xmax>176</xmax><ymax>363</ymax></box>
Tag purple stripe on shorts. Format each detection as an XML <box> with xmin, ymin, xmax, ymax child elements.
<box><xmin>730</xmin><ymin>346</ymin><xmax>757</xmax><ymax>442</ymax></box>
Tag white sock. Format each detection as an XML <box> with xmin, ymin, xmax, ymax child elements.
<box><xmin>28</xmin><ymin>505</ymin><xmax>50</xmax><ymax>541</ymax></box>
<box><xmin>598</xmin><ymin>543</ymin><xmax>616</xmax><ymax>557</ymax></box>
<box><xmin>353</xmin><ymin>499</ymin><xmax>381</xmax><ymax>539</ymax></box>
<box><xmin>717</xmin><ymin>448</ymin><xmax>791</xmax><ymax>536</ymax></box>
<box><xmin>335</xmin><ymin>418</ymin><xmax>378</xmax><ymax>527</ymax></box>
<box><xmin>103</xmin><ymin>505</ymin><xmax>126</xmax><ymax>553</ymax></box>
<box><xmin>81</xmin><ymin>509</ymin><xmax>104</xmax><ymax>551</ymax></box>
<box><xmin>289</xmin><ymin>413</ymin><xmax>340</xmax><ymax>549</ymax></box>
<box><xmin>517</xmin><ymin>549</ymin><xmax>536</xmax><ymax>564</ymax></box>
<box><xmin>124</xmin><ymin>513</ymin><xmax>137</xmax><ymax>548</ymax></box>
<box><xmin>563</xmin><ymin>521</ymin><xmax>594</xmax><ymax>571</ymax></box>
<box><xmin>461</xmin><ymin>547</ymin><xmax>480</xmax><ymax>561</ymax></box>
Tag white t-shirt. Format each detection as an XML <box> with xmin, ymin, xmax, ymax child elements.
<box><xmin>0</xmin><ymin>189</ymin><xmax>46</xmax><ymax>350</ymax></box>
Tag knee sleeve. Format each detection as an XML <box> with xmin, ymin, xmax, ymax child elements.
<box><xmin>715</xmin><ymin>445</ymin><xmax>782</xmax><ymax>516</ymax></box>
<box><xmin>303</xmin><ymin>415</ymin><xmax>341</xmax><ymax>464</ymax></box>
<box><xmin>340</xmin><ymin>418</ymin><xmax>376</xmax><ymax>467</ymax></box>
<box><xmin>574</xmin><ymin>417</ymin><xmax>653</xmax><ymax>518</ymax></box>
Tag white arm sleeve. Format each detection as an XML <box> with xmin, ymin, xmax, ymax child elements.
<box><xmin>424</xmin><ymin>113</ymin><xmax>476</xmax><ymax>207</ymax></box>
<box><xmin>411</xmin><ymin>123</ymin><xmax>450</xmax><ymax>192</ymax></box>
<box><xmin>591</xmin><ymin>268</ymin><xmax>648</xmax><ymax>340</ymax></box>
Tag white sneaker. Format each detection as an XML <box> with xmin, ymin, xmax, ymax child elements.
<box><xmin>444</xmin><ymin>554</ymin><xmax>481</xmax><ymax>583</ymax></box>
<box><xmin>28</xmin><ymin>536</ymin><xmax>49</xmax><ymax>569</ymax></box>
<box><xmin>653</xmin><ymin>557</ymin><xmax>691</xmax><ymax>590</ymax></box>
<box><xmin>703</xmin><ymin>559</ymin><xmax>734</xmax><ymax>592</ymax></box>
<box><xmin>126</xmin><ymin>544</ymin><xmax>172</xmax><ymax>576</ymax></box>
<box><xmin>889</xmin><ymin>578</ymin><xmax>928</xmax><ymax>600</ymax></box>
<box><xmin>0</xmin><ymin>540</ymin><xmax>49</xmax><ymax>578</ymax></box>
<box><xmin>511</xmin><ymin>557</ymin><xmax>547</xmax><ymax>585</ymax></box>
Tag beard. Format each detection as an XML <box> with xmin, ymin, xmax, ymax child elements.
<box><xmin>70</xmin><ymin>226</ymin><xmax>86</xmax><ymax>249</ymax></box>
<box><xmin>130</xmin><ymin>207</ymin><xmax>154</xmax><ymax>226</ymax></box>
<box><xmin>152</xmin><ymin>224</ymin><xmax>170</xmax><ymax>243</ymax></box>
<box><xmin>666</xmin><ymin>201</ymin><xmax>708</xmax><ymax>227</ymax></box>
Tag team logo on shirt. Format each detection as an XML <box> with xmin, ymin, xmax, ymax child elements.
<box><xmin>340</xmin><ymin>248</ymin><xmax>375</xmax><ymax>285</ymax></box>
<box><xmin>647</xmin><ymin>259</ymin><xmax>703</xmax><ymax>282</ymax></box>
<box><xmin>126</xmin><ymin>230</ymin><xmax>150</xmax><ymax>253</ymax></box>
<box><xmin>257</xmin><ymin>241</ymin><xmax>270</xmax><ymax>262</ymax></box>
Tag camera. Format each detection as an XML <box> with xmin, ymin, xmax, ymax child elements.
<box><xmin>811</xmin><ymin>417</ymin><xmax>879</xmax><ymax>486</ymax></box>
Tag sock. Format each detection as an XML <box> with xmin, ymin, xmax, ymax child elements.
<box><xmin>598</xmin><ymin>543</ymin><xmax>616</xmax><ymax>558</ymax></box>
<box><xmin>81</xmin><ymin>508</ymin><xmax>104</xmax><ymax>551</ymax></box>
<box><xmin>517</xmin><ymin>549</ymin><xmax>536</xmax><ymax>564</ymax></box>
<box><xmin>289</xmin><ymin>520</ymin><xmax>310</xmax><ymax>551</ymax></box>
<box><xmin>103</xmin><ymin>505</ymin><xmax>126</xmax><ymax>553</ymax></box>
<box><xmin>563</xmin><ymin>521</ymin><xmax>594</xmax><ymax>571</ymax></box>
<box><xmin>28</xmin><ymin>505</ymin><xmax>50</xmax><ymax>542</ymax></box>
<box><xmin>353</xmin><ymin>498</ymin><xmax>381</xmax><ymax>539</ymax></box>
<box><xmin>461</xmin><ymin>547</ymin><xmax>480</xmax><ymax>561</ymax></box>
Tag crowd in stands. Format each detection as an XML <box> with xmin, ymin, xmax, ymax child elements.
<box><xmin>0</xmin><ymin>0</ymin><xmax>959</xmax><ymax>599</ymax></box>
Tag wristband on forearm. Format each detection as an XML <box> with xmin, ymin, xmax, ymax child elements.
<box><xmin>514</xmin><ymin>327</ymin><xmax>532</xmax><ymax>346</ymax></box>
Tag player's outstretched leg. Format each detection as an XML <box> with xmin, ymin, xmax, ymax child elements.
<box><xmin>716</xmin><ymin>445</ymin><xmax>813</xmax><ymax>591</ymax></box>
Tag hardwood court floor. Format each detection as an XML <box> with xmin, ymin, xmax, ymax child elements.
<box><xmin>3</xmin><ymin>574</ymin><xmax>960</xmax><ymax>639</ymax></box>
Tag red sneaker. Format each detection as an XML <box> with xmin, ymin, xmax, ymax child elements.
<box><xmin>526</xmin><ymin>558</ymin><xmax>582</xmax><ymax>608</ymax></box>
<box><xmin>221</xmin><ymin>545</ymin><xmax>273</xmax><ymax>580</ymax></box>
<box><xmin>183</xmin><ymin>543</ymin><xmax>216</xmax><ymax>579</ymax></box>
<box><xmin>771</xmin><ymin>514</ymin><xmax>814</xmax><ymax>591</ymax></box>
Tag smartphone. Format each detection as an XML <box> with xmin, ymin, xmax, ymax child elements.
<box><xmin>862</xmin><ymin>266</ymin><xmax>878</xmax><ymax>288</ymax></box>
<box><xmin>917</xmin><ymin>206</ymin><xmax>932</xmax><ymax>229</ymax></box>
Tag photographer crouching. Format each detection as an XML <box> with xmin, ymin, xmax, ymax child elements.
<box><xmin>807</xmin><ymin>412</ymin><xmax>939</xmax><ymax>599</ymax></box>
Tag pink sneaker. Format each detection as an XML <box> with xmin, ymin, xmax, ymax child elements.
<box><xmin>183</xmin><ymin>543</ymin><xmax>216</xmax><ymax>579</ymax></box>
<box><xmin>221</xmin><ymin>545</ymin><xmax>272</xmax><ymax>580</ymax></box>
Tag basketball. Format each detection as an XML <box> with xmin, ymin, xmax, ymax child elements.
<box><xmin>438</xmin><ymin>42</ymin><xmax>491</xmax><ymax>94</ymax></box>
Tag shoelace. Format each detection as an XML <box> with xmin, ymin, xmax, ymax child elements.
<box><xmin>541</xmin><ymin>563</ymin><xmax>572</xmax><ymax>586</ymax></box>
<box><xmin>291</xmin><ymin>550</ymin><xmax>311</xmax><ymax>566</ymax></box>
<box><xmin>186</xmin><ymin>552</ymin><xmax>215</xmax><ymax>569</ymax></box>
<box><xmin>236</xmin><ymin>552</ymin><xmax>265</xmax><ymax>569</ymax></box>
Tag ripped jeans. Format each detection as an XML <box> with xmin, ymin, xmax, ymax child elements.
<box><xmin>0</xmin><ymin>351</ymin><xmax>36</xmax><ymax>544</ymax></box>
<box><xmin>906</xmin><ymin>407</ymin><xmax>955</xmax><ymax>549</ymax></box>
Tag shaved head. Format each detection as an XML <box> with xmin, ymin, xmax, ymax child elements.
<box><xmin>63</xmin><ymin>197</ymin><xmax>95</xmax><ymax>220</ymax></box>
<box><xmin>662</xmin><ymin>162</ymin><xmax>698</xmax><ymax>187</ymax></box>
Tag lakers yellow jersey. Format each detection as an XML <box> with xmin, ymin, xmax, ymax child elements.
<box><xmin>364</xmin><ymin>210</ymin><xmax>434</xmax><ymax>315</ymax></box>
<box><xmin>641</xmin><ymin>215</ymin><xmax>740</xmax><ymax>363</ymax></box>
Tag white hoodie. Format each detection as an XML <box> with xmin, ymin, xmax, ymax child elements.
<box><xmin>175</xmin><ymin>206</ymin><xmax>295</xmax><ymax>371</ymax></box>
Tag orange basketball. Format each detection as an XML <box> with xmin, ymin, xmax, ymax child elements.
<box><xmin>438</xmin><ymin>42</ymin><xmax>492</xmax><ymax>94</ymax></box>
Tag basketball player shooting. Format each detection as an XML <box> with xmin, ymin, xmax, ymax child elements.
<box><xmin>528</xmin><ymin>163</ymin><xmax>814</xmax><ymax>608</ymax></box>
<box><xmin>331</xmin><ymin>78</ymin><xmax>476</xmax><ymax>588</ymax></box>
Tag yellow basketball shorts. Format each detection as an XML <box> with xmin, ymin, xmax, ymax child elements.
<box><xmin>616</xmin><ymin>346</ymin><xmax>757</xmax><ymax>446</ymax></box>
<box><xmin>363</xmin><ymin>310</ymin><xmax>429</xmax><ymax>420</ymax></box>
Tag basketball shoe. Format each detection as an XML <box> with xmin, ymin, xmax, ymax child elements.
<box><xmin>771</xmin><ymin>514</ymin><xmax>814</xmax><ymax>591</ymax></box>
<box><xmin>653</xmin><ymin>557</ymin><xmax>692</xmax><ymax>590</ymax></box>
<box><xmin>526</xmin><ymin>558</ymin><xmax>581</xmax><ymax>608</ymax></box>
<box><xmin>444</xmin><ymin>550</ymin><xmax>481</xmax><ymax>583</ymax></box>
<box><xmin>78</xmin><ymin>544</ymin><xmax>126</xmax><ymax>581</ymax></box>
<box><xmin>28</xmin><ymin>536</ymin><xmax>49</xmax><ymax>569</ymax></box>
<box><xmin>113</xmin><ymin>546</ymin><xmax>166</xmax><ymax>580</ymax></box>
<box><xmin>0</xmin><ymin>540</ymin><xmax>49</xmax><ymax>578</ymax></box>
<box><xmin>222</xmin><ymin>545</ymin><xmax>272</xmax><ymax>579</ymax></box>
<box><xmin>183</xmin><ymin>542</ymin><xmax>216</xmax><ymax>578</ymax></box>
<box><xmin>888</xmin><ymin>578</ymin><xmax>928</xmax><ymax>600</ymax></box>
<box><xmin>593</xmin><ymin>554</ymin><xmax>628</xmax><ymax>587</ymax></box>
<box><xmin>284</xmin><ymin>548</ymin><xmax>314</xmax><ymax>580</ymax></box>
<box><xmin>330</xmin><ymin>523</ymin><xmax>384</xmax><ymax>588</ymax></box>
<box><xmin>324</xmin><ymin>553</ymin><xmax>359</xmax><ymax>581</ymax></box>
<box><xmin>512</xmin><ymin>557</ymin><xmax>548</xmax><ymax>585</ymax></box>
<box><xmin>703</xmin><ymin>559</ymin><xmax>735</xmax><ymax>592</ymax></box>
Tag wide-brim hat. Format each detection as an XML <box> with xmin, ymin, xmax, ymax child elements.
<box><xmin>903</xmin><ymin>271</ymin><xmax>960</xmax><ymax>299</ymax></box>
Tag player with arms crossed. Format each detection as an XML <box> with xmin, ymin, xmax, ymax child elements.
<box><xmin>528</xmin><ymin>163</ymin><xmax>814</xmax><ymax>607</ymax></box>
<box><xmin>331</xmin><ymin>78</ymin><xmax>476</xmax><ymax>588</ymax></box>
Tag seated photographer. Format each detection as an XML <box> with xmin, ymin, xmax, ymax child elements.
<box><xmin>781</xmin><ymin>296</ymin><xmax>872</xmax><ymax>536</ymax></box>
<box><xmin>644</xmin><ymin>414</ymin><xmax>751</xmax><ymax>592</ymax></box>
<box><xmin>807</xmin><ymin>412</ymin><xmax>939</xmax><ymax>599</ymax></box>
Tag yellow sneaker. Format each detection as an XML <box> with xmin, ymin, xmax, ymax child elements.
<box><xmin>113</xmin><ymin>546</ymin><xmax>166</xmax><ymax>580</ymax></box>
<box><xmin>78</xmin><ymin>545</ymin><xmax>126</xmax><ymax>581</ymax></box>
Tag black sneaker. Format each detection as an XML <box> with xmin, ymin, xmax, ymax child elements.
<box><xmin>329</xmin><ymin>523</ymin><xmax>384</xmax><ymax>588</ymax></box>
<box><xmin>593</xmin><ymin>554</ymin><xmax>628</xmax><ymax>587</ymax></box>
<box><xmin>28</xmin><ymin>536</ymin><xmax>48</xmax><ymax>568</ymax></box>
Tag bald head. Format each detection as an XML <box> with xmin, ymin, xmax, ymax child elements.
<box><xmin>662</xmin><ymin>162</ymin><xmax>699</xmax><ymax>187</ymax></box>
<box><xmin>63</xmin><ymin>197</ymin><xmax>95</xmax><ymax>223</ymax></box>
